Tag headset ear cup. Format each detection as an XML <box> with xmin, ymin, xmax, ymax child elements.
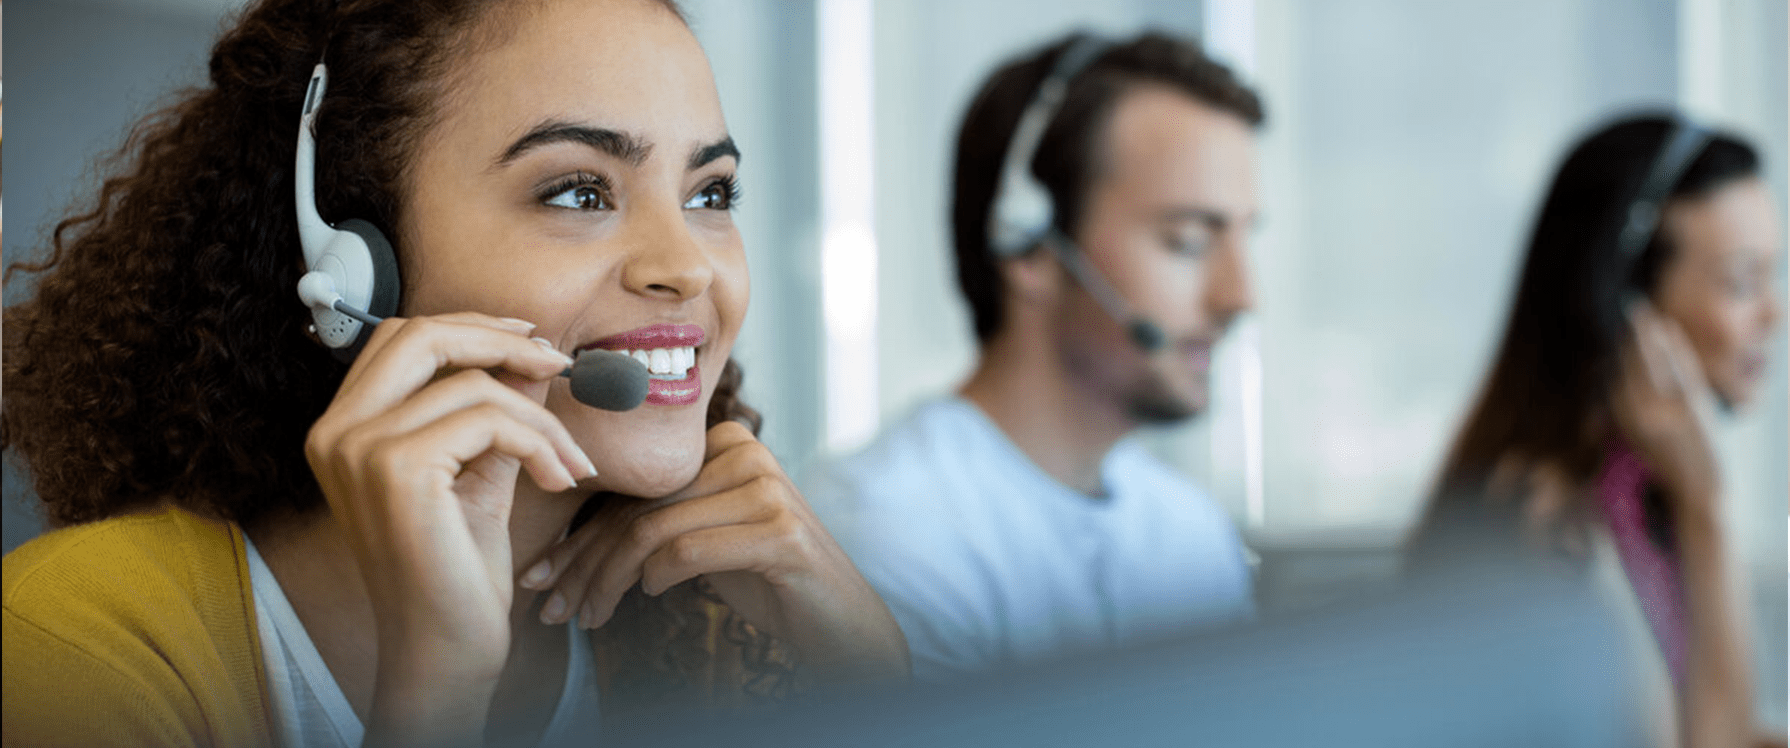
<box><xmin>335</xmin><ymin>218</ymin><xmax>402</xmax><ymax>360</ymax></box>
<box><xmin>340</xmin><ymin>219</ymin><xmax>401</xmax><ymax>317</ymax></box>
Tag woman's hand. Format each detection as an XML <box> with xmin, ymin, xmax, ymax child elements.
<box><xmin>304</xmin><ymin>313</ymin><xmax>597</xmax><ymax>747</ymax></box>
<box><xmin>1614</xmin><ymin>302</ymin><xmax>1764</xmax><ymax>748</ymax></box>
<box><xmin>522</xmin><ymin>421</ymin><xmax>911</xmax><ymax>686</ymax></box>
<box><xmin>1609</xmin><ymin>300</ymin><xmax>1722</xmax><ymax>517</ymax></box>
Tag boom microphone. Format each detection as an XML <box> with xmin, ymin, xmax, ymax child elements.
<box><xmin>1042</xmin><ymin>231</ymin><xmax>1166</xmax><ymax>353</ymax></box>
<box><xmin>305</xmin><ymin>291</ymin><xmax>651</xmax><ymax>411</ymax></box>
<box><xmin>565</xmin><ymin>349</ymin><xmax>651</xmax><ymax>411</ymax></box>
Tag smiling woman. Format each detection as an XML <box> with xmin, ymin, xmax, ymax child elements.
<box><xmin>0</xmin><ymin>0</ymin><xmax>907</xmax><ymax>746</ymax></box>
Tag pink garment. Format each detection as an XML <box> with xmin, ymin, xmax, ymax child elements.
<box><xmin>1594</xmin><ymin>444</ymin><xmax>1688</xmax><ymax>686</ymax></box>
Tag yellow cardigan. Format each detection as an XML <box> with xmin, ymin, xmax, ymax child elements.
<box><xmin>3</xmin><ymin>504</ymin><xmax>274</xmax><ymax>748</ymax></box>
<box><xmin>4</xmin><ymin>502</ymin><xmax>775</xmax><ymax>747</ymax></box>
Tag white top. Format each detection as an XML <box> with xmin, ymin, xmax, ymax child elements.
<box><xmin>245</xmin><ymin>537</ymin><xmax>600</xmax><ymax>748</ymax></box>
<box><xmin>805</xmin><ymin>397</ymin><xmax>1254</xmax><ymax>681</ymax></box>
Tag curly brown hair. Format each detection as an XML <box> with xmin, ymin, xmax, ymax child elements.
<box><xmin>2</xmin><ymin>0</ymin><xmax>792</xmax><ymax>720</ymax></box>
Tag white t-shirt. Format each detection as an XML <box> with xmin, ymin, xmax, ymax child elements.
<box><xmin>245</xmin><ymin>537</ymin><xmax>601</xmax><ymax>748</ymax></box>
<box><xmin>805</xmin><ymin>397</ymin><xmax>1254</xmax><ymax>682</ymax></box>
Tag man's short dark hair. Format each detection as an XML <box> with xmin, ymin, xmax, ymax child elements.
<box><xmin>951</xmin><ymin>31</ymin><xmax>1265</xmax><ymax>344</ymax></box>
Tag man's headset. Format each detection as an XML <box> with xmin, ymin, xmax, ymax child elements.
<box><xmin>986</xmin><ymin>35</ymin><xmax>1166</xmax><ymax>353</ymax></box>
<box><xmin>291</xmin><ymin>63</ymin><xmax>648</xmax><ymax>410</ymax></box>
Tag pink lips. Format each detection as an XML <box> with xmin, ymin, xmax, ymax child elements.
<box><xmin>581</xmin><ymin>324</ymin><xmax>705</xmax><ymax>351</ymax></box>
<box><xmin>578</xmin><ymin>324</ymin><xmax>706</xmax><ymax>407</ymax></box>
<box><xmin>646</xmin><ymin>365</ymin><xmax>702</xmax><ymax>406</ymax></box>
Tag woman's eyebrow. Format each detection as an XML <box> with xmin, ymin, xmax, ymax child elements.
<box><xmin>496</xmin><ymin>120</ymin><xmax>651</xmax><ymax>167</ymax></box>
<box><xmin>688</xmin><ymin>136</ymin><xmax>739</xmax><ymax>170</ymax></box>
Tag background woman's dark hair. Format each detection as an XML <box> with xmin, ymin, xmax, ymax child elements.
<box><xmin>950</xmin><ymin>30</ymin><xmax>1265</xmax><ymax>344</ymax></box>
<box><xmin>1413</xmin><ymin>113</ymin><xmax>1760</xmax><ymax>562</ymax></box>
<box><xmin>2</xmin><ymin>0</ymin><xmax>790</xmax><ymax>717</ymax></box>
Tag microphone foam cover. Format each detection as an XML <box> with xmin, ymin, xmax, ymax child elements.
<box><xmin>1129</xmin><ymin>320</ymin><xmax>1166</xmax><ymax>353</ymax></box>
<box><xmin>568</xmin><ymin>349</ymin><xmax>650</xmax><ymax>411</ymax></box>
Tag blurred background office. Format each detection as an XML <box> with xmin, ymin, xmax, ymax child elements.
<box><xmin>3</xmin><ymin>0</ymin><xmax>1783</xmax><ymax>729</ymax></box>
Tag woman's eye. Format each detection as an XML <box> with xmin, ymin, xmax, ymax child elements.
<box><xmin>684</xmin><ymin>179</ymin><xmax>737</xmax><ymax>211</ymax></box>
<box><xmin>543</xmin><ymin>182</ymin><xmax>611</xmax><ymax>211</ymax></box>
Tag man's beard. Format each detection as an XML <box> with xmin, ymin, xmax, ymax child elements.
<box><xmin>1122</xmin><ymin>372</ymin><xmax>1201</xmax><ymax>425</ymax></box>
<box><xmin>1060</xmin><ymin>333</ymin><xmax>1205</xmax><ymax>425</ymax></box>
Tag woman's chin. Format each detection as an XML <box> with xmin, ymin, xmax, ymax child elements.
<box><xmin>558</xmin><ymin>394</ymin><xmax>714</xmax><ymax>498</ymax></box>
<box><xmin>590</xmin><ymin>446</ymin><xmax>705</xmax><ymax>499</ymax></box>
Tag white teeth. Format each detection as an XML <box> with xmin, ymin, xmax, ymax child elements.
<box><xmin>619</xmin><ymin>346</ymin><xmax>696</xmax><ymax>378</ymax></box>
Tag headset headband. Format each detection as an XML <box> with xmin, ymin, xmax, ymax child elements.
<box><xmin>987</xmin><ymin>35</ymin><xmax>1113</xmax><ymax>257</ymax></box>
<box><xmin>1616</xmin><ymin>116</ymin><xmax>1712</xmax><ymax>267</ymax></box>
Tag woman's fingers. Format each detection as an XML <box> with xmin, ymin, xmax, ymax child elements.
<box><xmin>346</xmin><ymin>312</ymin><xmax>537</xmax><ymax>383</ymax></box>
<box><xmin>539</xmin><ymin>478</ymin><xmax>780</xmax><ymax>627</ymax></box>
<box><xmin>377</xmin><ymin>368</ymin><xmax>596</xmax><ymax>483</ymax></box>
<box><xmin>703</xmin><ymin>420</ymin><xmax>758</xmax><ymax>460</ymax></box>
<box><xmin>331</xmin><ymin>315</ymin><xmax>573</xmax><ymax>424</ymax></box>
<box><xmin>389</xmin><ymin>403</ymin><xmax>581</xmax><ymax>498</ymax></box>
<box><xmin>1613</xmin><ymin>300</ymin><xmax>1722</xmax><ymax>501</ymax></box>
<box><xmin>1620</xmin><ymin>300</ymin><xmax>1715</xmax><ymax>416</ymax></box>
<box><xmin>1657</xmin><ymin>316</ymin><xmax>1713</xmax><ymax>397</ymax></box>
<box><xmin>530</xmin><ymin>425</ymin><xmax>782</xmax><ymax>623</ymax></box>
<box><xmin>661</xmin><ymin>422</ymin><xmax>778</xmax><ymax>501</ymax></box>
<box><xmin>324</xmin><ymin>403</ymin><xmax>576</xmax><ymax>604</ymax></box>
<box><xmin>527</xmin><ymin>506</ymin><xmax>633</xmax><ymax>624</ymax></box>
<box><xmin>1622</xmin><ymin>300</ymin><xmax>1676</xmax><ymax>395</ymax></box>
<box><xmin>639</xmin><ymin>522</ymin><xmax>782</xmax><ymax>599</ymax></box>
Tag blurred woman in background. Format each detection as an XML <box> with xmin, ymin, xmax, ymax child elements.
<box><xmin>1414</xmin><ymin>113</ymin><xmax>1781</xmax><ymax>748</ymax></box>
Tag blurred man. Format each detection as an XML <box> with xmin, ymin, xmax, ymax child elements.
<box><xmin>807</xmin><ymin>31</ymin><xmax>1263</xmax><ymax>680</ymax></box>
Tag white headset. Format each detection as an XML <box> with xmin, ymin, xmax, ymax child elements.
<box><xmin>293</xmin><ymin>63</ymin><xmax>401</xmax><ymax>360</ymax></box>
<box><xmin>986</xmin><ymin>36</ymin><xmax>1113</xmax><ymax>258</ymax></box>
<box><xmin>985</xmin><ymin>36</ymin><xmax>1164</xmax><ymax>352</ymax></box>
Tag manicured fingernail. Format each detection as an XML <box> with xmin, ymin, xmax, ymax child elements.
<box><xmin>575</xmin><ymin>450</ymin><xmax>599</xmax><ymax>480</ymax></box>
<box><xmin>541</xmin><ymin>592</ymin><xmax>566</xmax><ymax>624</ymax></box>
<box><xmin>499</xmin><ymin>317</ymin><xmax>537</xmax><ymax>330</ymax></box>
<box><xmin>532</xmin><ymin>337</ymin><xmax>575</xmax><ymax>366</ymax></box>
<box><xmin>521</xmin><ymin>560</ymin><xmax>551</xmax><ymax>588</ymax></box>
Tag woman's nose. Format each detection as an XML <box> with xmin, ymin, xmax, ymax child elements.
<box><xmin>619</xmin><ymin>211</ymin><xmax>716</xmax><ymax>302</ymax></box>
